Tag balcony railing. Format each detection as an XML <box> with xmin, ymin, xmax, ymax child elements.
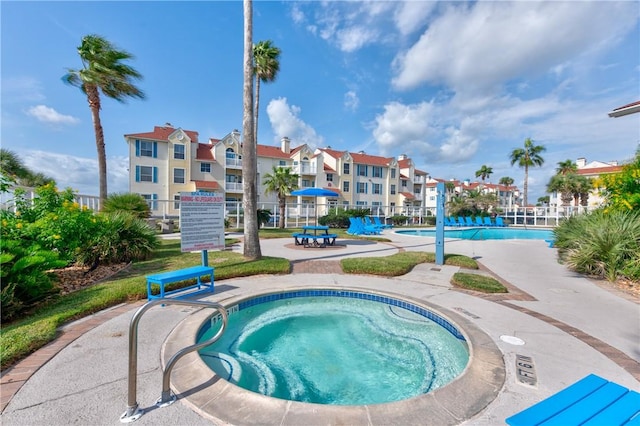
<box><xmin>292</xmin><ymin>162</ymin><xmax>317</xmax><ymax>175</ymax></box>
<box><xmin>225</xmin><ymin>157</ymin><xmax>243</xmax><ymax>168</ymax></box>
<box><xmin>225</xmin><ymin>182</ymin><xmax>243</xmax><ymax>192</ymax></box>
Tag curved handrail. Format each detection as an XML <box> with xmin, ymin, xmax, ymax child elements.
<box><xmin>120</xmin><ymin>299</ymin><xmax>228</xmax><ymax>423</ymax></box>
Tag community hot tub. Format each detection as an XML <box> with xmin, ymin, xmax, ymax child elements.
<box><xmin>162</xmin><ymin>287</ymin><xmax>505</xmax><ymax>425</ymax></box>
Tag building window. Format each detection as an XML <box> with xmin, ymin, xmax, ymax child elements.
<box><xmin>356</xmin><ymin>164</ymin><xmax>368</xmax><ymax>177</ymax></box>
<box><xmin>201</xmin><ymin>163</ymin><xmax>211</xmax><ymax>173</ymax></box>
<box><xmin>141</xmin><ymin>193</ymin><xmax>158</xmax><ymax>210</ymax></box>
<box><xmin>401</xmin><ymin>179</ymin><xmax>408</xmax><ymax>188</ymax></box>
<box><xmin>174</xmin><ymin>168</ymin><xmax>185</xmax><ymax>184</ymax></box>
<box><xmin>136</xmin><ymin>140</ymin><xmax>157</xmax><ymax>158</ymax></box>
<box><xmin>372</xmin><ymin>183</ymin><xmax>382</xmax><ymax>194</ymax></box>
<box><xmin>343</xmin><ymin>181</ymin><xmax>350</xmax><ymax>192</ymax></box>
<box><xmin>174</xmin><ymin>144</ymin><xmax>185</xmax><ymax>160</ymax></box>
<box><xmin>391</xmin><ymin>184</ymin><xmax>396</xmax><ymax>195</ymax></box>
<box><xmin>430</xmin><ymin>196</ymin><xmax>435</xmax><ymax>201</ymax></box>
<box><xmin>357</xmin><ymin>182</ymin><xmax>367</xmax><ymax>194</ymax></box>
<box><xmin>326</xmin><ymin>173</ymin><xmax>333</xmax><ymax>182</ymax></box>
<box><xmin>302</xmin><ymin>179</ymin><xmax>314</xmax><ymax>187</ymax></box>
<box><xmin>356</xmin><ymin>201</ymin><xmax>367</xmax><ymax>206</ymax></box>
<box><xmin>279</xmin><ymin>160</ymin><xmax>287</xmax><ymax>166</ymax></box>
<box><xmin>136</xmin><ymin>165</ymin><xmax>157</xmax><ymax>183</ymax></box>
<box><xmin>372</xmin><ymin>166</ymin><xmax>382</xmax><ymax>178</ymax></box>
<box><xmin>390</xmin><ymin>168</ymin><xmax>396</xmax><ymax>179</ymax></box>
<box><xmin>174</xmin><ymin>194</ymin><xmax>181</xmax><ymax>209</ymax></box>
<box><xmin>343</xmin><ymin>163</ymin><xmax>350</xmax><ymax>175</ymax></box>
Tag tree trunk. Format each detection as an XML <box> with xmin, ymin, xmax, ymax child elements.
<box><xmin>87</xmin><ymin>85</ymin><xmax>107</xmax><ymax>209</ymax></box>
<box><xmin>254</xmin><ymin>77</ymin><xmax>261</xmax><ymax>144</ymax></box>
<box><xmin>242</xmin><ymin>0</ymin><xmax>261</xmax><ymax>260</ymax></box>
<box><xmin>523</xmin><ymin>165</ymin><xmax>529</xmax><ymax>207</ymax></box>
<box><xmin>278</xmin><ymin>197</ymin><xmax>286</xmax><ymax>229</ymax></box>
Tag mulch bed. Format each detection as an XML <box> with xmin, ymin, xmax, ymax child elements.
<box><xmin>51</xmin><ymin>263</ymin><xmax>130</xmax><ymax>295</ymax></box>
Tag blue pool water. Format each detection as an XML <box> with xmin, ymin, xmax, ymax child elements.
<box><xmin>197</xmin><ymin>291</ymin><xmax>469</xmax><ymax>405</ymax></box>
<box><xmin>396</xmin><ymin>227</ymin><xmax>553</xmax><ymax>240</ymax></box>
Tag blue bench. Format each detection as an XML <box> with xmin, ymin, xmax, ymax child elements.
<box><xmin>292</xmin><ymin>233</ymin><xmax>338</xmax><ymax>248</ymax></box>
<box><xmin>506</xmin><ymin>374</ymin><xmax>640</xmax><ymax>426</ymax></box>
<box><xmin>146</xmin><ymin>265</ymin><xmax>214</xmax><ymax>300</ymax></box>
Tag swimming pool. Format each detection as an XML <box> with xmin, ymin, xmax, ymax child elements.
<box><xmin>163</xmin><ymin>286</ymin><xmax>505</xmax><ymax>425</ymax></box>
<box><xmin>396</xmin><ymin>227</ymin><xmax>554</xmax><ymax>240</ymax></box>
<box><xmin>197</xmin><ymin>290</ymin><xmax>469</xmax><ymax>405</ymax></box>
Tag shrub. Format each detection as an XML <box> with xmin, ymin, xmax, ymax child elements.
<box><xmin>102</xmin><ymin>192</ymin><xmax>151</xmax><ymax>219</ymax></box>
<box><xmin>318</xmin><ymin>209</ymin><xmax>351</xmax><ymax>228</ymax></box>
<box><xmin>390</xmin><ymin>215</ymin><xmax>409</xmax><ymax>226</ymax></box>
<box><xmin>75</xmin><ymin>211</ymin><xmax>159</xmax><ymax>266</ymax></box>
<box><xmin>554</xmin><ymin>209</ymin><xmax>640</xmax><ymax>282</ymax></box>
<box><xmin>257</xmin><ymin>209</ymin><xmax>271</xmax><ymax>228</ymax></box>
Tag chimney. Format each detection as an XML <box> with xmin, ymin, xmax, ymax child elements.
<box><xmin>281</xmin><ymin>136</ymin><xmax>290</xmax><ymax>154</ymax></box>
<box><xmin>398</xmin><ymin>154</ymin><xmax>407</xmax><ymax>160</ymax></box>
<box><xmin>576</xmin><ymin>158</ymin><xmax>587</xmax><ymax>168</ymax></box>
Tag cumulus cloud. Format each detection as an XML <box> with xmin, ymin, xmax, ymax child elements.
<box><xmin>26</xmin><ymin>105</ymin><xmax>80</xmax><ymax>125</ymax></box>
<box><xmin>391</xmin><ymin>1</ymin><xmax>638</xmax><ymax>94</ymax></box>
<box><xmin>393</xmin><ymin>1</ymin><xmax>436</xmax><ymax>36</ymax></box>
<box><xmin>21</xmin><ymin>150</ymin><xmax>129</xmax><ymax>196</ymax></box>
<box><xmin>372</xmin><ymin>101</ymin><xmax>439</xmax><ymax>155</ymax></box>
<box><xmin>266</xmin><ymin>97</ymin><xmax>324</xmax><ymax>148</ymax></box>
<box><xmin>344</xmin><ymin>90</ymin><xmax>359</xmax><ymax>111</ymax></box>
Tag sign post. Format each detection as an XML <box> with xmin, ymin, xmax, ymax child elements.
<box><xmin>178</xmin><ymin>192</ymin><xmax>225</xmax><ymax>266</ymax></box>
<box><xmin>435</xmin><ymin>182</ymin><xmax>445</xmax><ymax>265</ymax></box>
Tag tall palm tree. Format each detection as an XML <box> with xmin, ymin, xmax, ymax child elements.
<box><xmin>253</xmin><ymin>40</ymin><xmax>281</xmax><ymax>142</ymax></box>
<box><xmin>242</xmin><ymin>0</ymin><xmax>262</xmax><ymax>259</ymax></box>
<box><xmin>63</xmin><ymin>34</ymin><xmax>145</xmax><ymax>207</ymax></box>
<box><xmin>509</xmin><ymin>137</ymin><xmax>546</xmax><ymax>207</ymax></box>
<box><xmin>499</xmin><ymin>176</ymin><xmax>514</xmax><ymax>187</ymax></box>
<box><xmin>547</xmin><ymin>174</ymin><xmax>575</xmax><ymax>207</ymax></box>
<box><xmin>556</xmin><ymin>159</ymin><xmax>577</xmax><ymax>176</ymax></box>
<box><xmin>263</xmin><ymin>166</ymin><xmax>299</xmax><ymax>228</ymax></box>
<box><xmin>475</xmin><ymin>165</ymin><xmax>493</xmax><ymax>183</ymax></box>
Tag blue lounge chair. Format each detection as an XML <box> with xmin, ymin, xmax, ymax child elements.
<box><xmin>457</xmin><ymin>217</ymin><xmax>466</xmax><ymax>227</ymax></box>
<box><xmin>465</xmin><ymin>216</ymin><xmax>475</xmax><ymax>227</ymax></box>
<box><xmin>373</xmin><ymin>216</ymin><xmax>393</xmax><ymax>229</ymax></box>
<box><xmin>495</xmin><ymin>217</ymin><xmax>507</xmax><ymax>227</ymax></box>
<box><xmin>443</xmin><ymin>217</ymin><xmax>454</xmax><ymax>226</ymax></box>
<box><xmin>475</xmin><ymin>216</ymin><xmax>484</xmax><ymax>226</ymax></box>
<box><xmin>364</xmin><ymin>216</ymin><xmax>384</xmax><ymax>231</ymax></box>
<box><xmin>506</xmin><ymin>374</ymin><xmax>640</xmax><ymax>426</ymax></box>
<box><xmin>483</xmin><ymin>217</ymin><xmax>495</xmax><ymax>227</ymax></box>
<box><xmin>450</xmin><ymin>216</ymin><xmax>461</xmax><ymax>227</ymax></box>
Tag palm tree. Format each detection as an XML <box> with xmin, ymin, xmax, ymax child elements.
<box><xmin>63</xmin><ymin>34</ymin><xmax>145</xmax><ymax>207</ymax></box>
<box><xmin>475</xmin><ymin>165</ymin><xmax>493</xmax><ymax>183</ymax></box>
<box><xmin>499</xmin><ymin>176</ymin><xmax>514</xmax><ymax>187</ymax></box>
<box><xmin>547</xmin><ymin>174</ymin><xmax>575</xmax><ymax>207</ymax></box>
<box><xmin>556</xmin><ymin>159</ymin><xmax>577</xmax><ymax>176</ymax></box>
<box><xmin>263</xmin><ymin>166</ymin><xmax>299</xmax><ymax>228</ymax></box>
<box><xmin>509</xmin><ymin>137</ymin><xmax>546</xmax><ymax>207</ymax></box>
<box><xmin>242</xmin><ymin>0</ymin><xmax>262</xmax><ymax>259</ymax></box>
<box><xmin>0</xmin><ymin>149</ymin><xmax>30</xmax><ymax>183</ymax></box>
<box><xmin>253</xmin><ymin>40</ymin><xmax>281</xmax><ymax>142</ymax></box>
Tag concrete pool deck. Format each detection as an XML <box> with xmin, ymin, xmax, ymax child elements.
<box><xmin>1</xmin><ymin>230</ymin><xmax>638</xmax><ymax>425</ymax></box>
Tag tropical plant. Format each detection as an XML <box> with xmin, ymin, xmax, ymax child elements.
<box><xmin>475</xmin><ymin>165</ymin><xmax>493</xmax><ymax>182</ymax></box>
<box><xmin>242</xmin><ymin>0</ymin><xmax>261</xmax><ymax>259</ymax></box>
<box><xmin>537</xmin><ymin>196</ymin><xmax>550</xmax><ymax>206</ymax></box>
<box><xmin>553</xmin><ymin>209</ymin><xmax>640</xmax><ymax>282</ymax></box>
<box><xmin>256</xmin><ymin>209</ymin><xmax>271</xmax><ymax>229</ymax></box>
<box><xmin>509</xmin><ymin>137</ymin><xmax>546</xmax><ymax>207</ymax></box>
<box><xmin>547</xmin><ymin>173</ymin><xmax>592</xmax><ymax>207</ymax></box>
<box><xmin>262</xmin><ymin>166</ymin><xmax>299</xmax><ymax>228</ymax></box>
<box><xmin>499</xmin><ymin>176</ymin><xmax>514</xmax><ymax>187</ymax></box>
<box><xmin>102</xmin><ymin>192</ymin><xmax>151</xmax><ymax>219</ymax></box>
<box><xmin>556</xmin><ymin>159</ymin><xmax>577</xmax><ymax>176</ymax></box>
<box><xmin>63</xmin><ymin>34</ymin><xmax>145</xmax><ymax>206</ymax></box>
<box><xmin>0</xmin><ymin>149</ymin><xmax>55</xmax><ymax>188</ymax></box>
<box><xmin>253</xmin><ymin>40</ymin><xmax>281</xmax><ymax>141</ymax></box>
<box><xmin>599</xmin><ymin>148</ymin><xmax>640</xmax><ymax>211</ymax></box>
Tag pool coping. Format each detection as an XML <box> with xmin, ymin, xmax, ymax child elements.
<box><xmin>163</xmin><ymin>286</ymin><xmax>506</xmax><ymax>426</ymax></box>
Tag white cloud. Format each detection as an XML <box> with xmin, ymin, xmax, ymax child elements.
<box><xmin>336</xmin><ymin>26</ymin><xmax>379</xmax><ymax>52</ymax></box>
<box><xmin>344</xmin><ymin>90</ymin><xmax>359</xmax><ymax>111</ymax></box>
<box><xmin>266</xmin><ymin>97</ymin><xmax>324</xmax><ymax>149</ymax></box>
<box><xmin>26</xmin><ymin>105</ymin><xmax>80</xmax><ymax>125</ymax></box>
<box><xmin>21</xmin><ymin>150</ymin><xmax>129</xmax><ymax>196</ymax></box>
<box><xmin>391</xmin><ymin>2</ymin><xmax>638</xmax><ymax>95</ymax></box>
<box><xmin>393</xmin><ymin>1</ymin><xmax>436</xmax><ymax>36</ymax></box>
<box><xmin>372</xmin><ymin>101</ymin><xmax>439</xmax><ymax>156</ymax></box>
<box><xmin>1</xmin><ymin>77</ymin><xmax>46</xmax><ymax>103</ymax></box>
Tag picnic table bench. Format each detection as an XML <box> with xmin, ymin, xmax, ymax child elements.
<box><xmin>292</xmin><ymin>228</ymin><xmax>338</xmax><ymax>248</ymax></box>
<box><xmin>146</xmin><ymin>265</ymin><xmax>214</xmax><ymax>300</ymax></box>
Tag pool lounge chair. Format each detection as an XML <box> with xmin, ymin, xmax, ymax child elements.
<box><xmin>464</xmin><ymin>216</ymin><xmax>475</xmax><ymax>227</ymax></box>
<box><xmin>495</xmin><ymin>217</ymin><xmax>507</xmax><ymax>227</ymax></box>
<box><xmin>506</xmin><ymin>373</ymin><xmax>640</xmax><ymax>426</ymax></box>
<box><xmin>373</xmin><ymin>216</ymin><xmax>393</xmax><ymax>229</ymax></box>
<box><xmin>348</xmin><ymin>217</ymin><xmax>380</xmax><ymax>235</ymax></box>
<box><xmin>457</xmin><ymin>217</ymin><xmax>467</xmax><ymax>227</ymax></box>
<box><xmin>483</xmin><ymin>217</ymin><xmax>495</xmax><ymax>227</ymax></box>
<box><xmin>443</xmin><ymin>217</ymin><xmax>454</xmax><ymax>226</ymax></box>
<box><xmin>475</xmin><ymin>216</ymin><xmax>484</xmax><ymax>226</ymax></box>
<box><xmin>364</xmin><ymin>216</ymin><xmax>384</xmax><ymax>231</ymax></box>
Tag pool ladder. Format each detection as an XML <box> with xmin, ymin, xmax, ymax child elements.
<box><xmin>120</xmin><ymin>298</ymin><xmax>228</xmax><ymax>423</ymax></box>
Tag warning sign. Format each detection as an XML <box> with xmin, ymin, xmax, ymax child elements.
<box><xmin>179</xmin><ymin>192</ymin><xmax>225</xmax><ymax>252</ymax></box>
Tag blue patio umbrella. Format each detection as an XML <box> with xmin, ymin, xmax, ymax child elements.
<box><xmin>290</xmin><ymin>187</ymin><xmax>339</xmax><ymax>221</ymax></box>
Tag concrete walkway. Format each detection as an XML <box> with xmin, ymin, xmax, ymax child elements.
<box><xmin>1</xmin><ymin>231</ymin><xmax>638</xmax><ymax>425</ymax></box>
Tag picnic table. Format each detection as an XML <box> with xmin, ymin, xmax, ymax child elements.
<box><xmin>293</xmin><ymin>225</ymin><xmax>338</xmax><ymax>248</ymax></box>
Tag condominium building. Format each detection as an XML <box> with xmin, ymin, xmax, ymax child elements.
<box><xmin>548</xmin><ymin>157</ymin><xmax>623</xmax><ymax>207</ymax></box>
<box><xmin>124</xmin><ymin>124</ymin><xmax>520</xmax><ymax>217</ymax></box>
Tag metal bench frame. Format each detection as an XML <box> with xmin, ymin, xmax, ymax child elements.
<box><xmin>145</xmin><ymin>265</ymin><xmax>214</xmax><ymax>300</ymax></box>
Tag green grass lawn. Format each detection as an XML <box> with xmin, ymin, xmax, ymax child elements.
<box><xmin>1</xmin><ymin>233</ymin><xmax>478</xmax><ymax>371</ymax></box>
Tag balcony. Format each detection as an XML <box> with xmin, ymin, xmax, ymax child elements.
<box><xmin>292</xmin><ymin>161</ymin><xmax>317</xmax><ymax>175</ymax></box>
<box><xmin>413</xmin><ymin>175</ymin><xmax>425</xmax><ymax>183</ymax></box>
<box><xmin>226</xmin><ymin>156</ymin><xmax>243</xmax><ymax>168</ymax></box>
<box><xmin>225</xmin><ymin>182</ymin><xmax>243</xmax><ymax>192</ymax></box>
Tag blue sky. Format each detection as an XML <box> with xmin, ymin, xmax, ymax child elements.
<box><xmin>2</xmin><ymin>1</ymin><xmax>639</xmax><ymax>202</ymax></box>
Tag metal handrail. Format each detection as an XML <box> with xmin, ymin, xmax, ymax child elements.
<box><xmin>120</xmin><ymin>299</ymin><xmax>228</xmax><ymax>423</ymax></box>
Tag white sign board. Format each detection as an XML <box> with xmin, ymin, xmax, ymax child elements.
<box><xmin>179</xmin><ymin>192</ymin><xmax>225</xmax><ymax>252</ymax></box>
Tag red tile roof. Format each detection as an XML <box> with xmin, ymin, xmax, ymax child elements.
<box><xmin>398</xmin><ymin>159</ymin><xmax>411</xmax><ymax>168</ymax></box>
<box><xmin>400</xmin><ymin>192</ymin><xmax>415</xmax><ymax>200</ymax></box>
<box><xmin>193</xmin><ymin>180</ymin><xmax>221</xmax><ymax>190</ymax></box>
<box><xmin>256</xmin><ymin>144</ymin><xmax>303</xmax><ymax>159</ymax></box>
<box><xmin>577</xmin><ymin>165</ymin><xmax>623</xmax><ymax>176</ymax></box>
<box><xmin>350</xmin><ymin>151</ymin><xmax>393</xmax><ymax>166</ymax></box>
<box><xmin>125</xmin><ymin>125</ymin><xmax>199</xmax><ymax>142</ymax></box>
<box><xmin>196</xmin><ymin>143</ymin><xmax>215</xmax><ymax>161</ymax></box>
<box><xmin>323</xmin><ymin>164</ymin><xmax>336</xmax><ymax>172</ymax></box>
